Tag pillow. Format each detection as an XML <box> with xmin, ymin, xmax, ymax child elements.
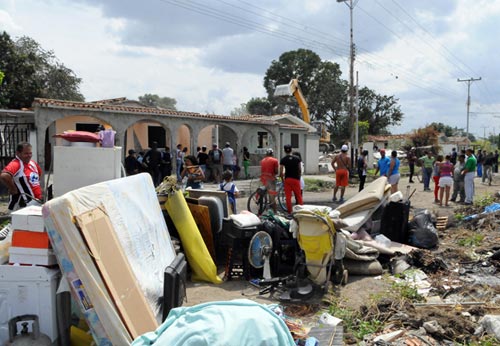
<box><xmin>54</xmin><ymin>131</ymin><xmax>100</xmax><ymax>143</ymax></box>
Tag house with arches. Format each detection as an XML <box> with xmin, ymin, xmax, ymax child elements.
<box><xmin>30</xmin><ymin>97</ymin><xmax>321</xmax><ymax>176</ymax></box>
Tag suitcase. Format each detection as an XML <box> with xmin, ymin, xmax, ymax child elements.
<box><xmin>162</xmin><ymin>253</ymin><xmax>187</xmax><ymax>321</ymax></box>
<box><xmin>380</xmin><ymin>201</ymin><xmax>410</xmax><ymax>244</ymax></box>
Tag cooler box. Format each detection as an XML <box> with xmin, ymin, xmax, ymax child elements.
<box><xmin>0</xmin><ymin>265</ymin><xmax>60</xmax><ymax>344</ymax></box>
<box><xmin>12</xmin><ymin>230</ymin><xmax>51</xmax><ymax>249</ymax></box>
<box><xmin>9</xmin><ymin>247</ymin><xmax>57</xmax><ymax>266</ymax></box>
<box><xmin>11</xmin><ymin>206</ymin><xmax>44</xmax><ymax>232</ymax></box>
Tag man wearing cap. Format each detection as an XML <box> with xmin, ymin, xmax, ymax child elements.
<box><xmin>331</xmin><ymin>144</ymin><xmax>351</xmax><ymax>203</ymax></box>
<box><xmin>374</xmin><ymin>149</ymin><xmax>391</xmax><ymax>178</ymax></box>
<box><xmin>260</xmin><ymin>148</ymin><xmax>279</xmax><ymax>212</ymax></box>
<box><xmin>461</xmin><ymin>148</ymin><xmax>477</xmax><ymax>205</ymax></box>
<box><xmin>208</xmin><ymin>143</ymin><xmax>223</xmax><ymax>184</ymax></box>
<box><xmin>222</xmin><ymin>142</ymin><xmax>234</xmax><ymax>173</ymax></box>
<box><xmin>280</xmin><ymin>144</ymin><xmax>303</xmax><ymax>213</ymax></box>
<box><xmin>125</xmin><ymin>149</ymin><xmax>141</xmax><ymax>176</ymax></box>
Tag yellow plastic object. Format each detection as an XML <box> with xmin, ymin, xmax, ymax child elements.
<box><xmin>165</xmin><ymin>190</ymin><xmax>222</xmax><ymax>284</ymax></box>
<box><xmin>70</xmin><ymin>326</ymin><xmax>94</xmax><ymax>346</ymax></box>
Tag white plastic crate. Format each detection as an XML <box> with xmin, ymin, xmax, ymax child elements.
<box><xmin>0</xmin><ymin>265</ymin><xmax>60</xmax><ymax>344</ymax></box>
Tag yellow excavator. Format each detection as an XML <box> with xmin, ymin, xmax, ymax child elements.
<box><xmin>274</xmin><ymin>79</ymin><xmax>335</xmax><ymax>153</ymax></box>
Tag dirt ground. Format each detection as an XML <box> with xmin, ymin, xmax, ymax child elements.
<box><xmin>187</xmin><ymin>173</ymin><xmax>500</xmax><ymax>344</ymax></box>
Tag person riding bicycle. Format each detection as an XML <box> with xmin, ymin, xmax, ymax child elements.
<box><xmin>260</xmin><ymin>148</ymin><xmax>279</xmax><ymax>212</ymax></box>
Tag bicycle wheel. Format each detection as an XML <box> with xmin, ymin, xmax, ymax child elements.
<box><xmin>247</xmin><ymin>189</ymin><xmax>268</xmax><ymax>215</ymax></box>
<box><xmin>277</xmin><ymin>184</ymin><xmax>287</xmax><ymax>212</ymax></box>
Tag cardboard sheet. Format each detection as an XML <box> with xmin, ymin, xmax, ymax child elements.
<box><xmin>76</xmin><ymin>207</ymin><xmax>158</xmax><ymax>339</ymax></box>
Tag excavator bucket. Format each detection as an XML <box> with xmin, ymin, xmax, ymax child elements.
<box><xmin>274</xmin><ymin>81</ymin><xmax>293</xmax><ymax>97</ymax></box>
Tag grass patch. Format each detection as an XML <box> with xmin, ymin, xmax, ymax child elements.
<box><xmin>474</xmin><ymin>194</ymin><xmax>495</xmax><ymax>208</ymax></box>
<box><xmin>303</xmin><ymin>178</ymin><xmax>334</xmax><ymax>192</ymax></box>
<box><xmin>457</xmin><ymin>234</ymin><xmax>485</xmax><ymax>247</ymax></box>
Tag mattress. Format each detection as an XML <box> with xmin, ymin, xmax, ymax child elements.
<box><xmin>43</xmin><ymin>173</ymin><xmax>176</xmax><ymax>344</ymax></box>
<box><xmin>335</xmin><ymin>177</ymin><xmax>389</xmax><ymax>217</ymax></box>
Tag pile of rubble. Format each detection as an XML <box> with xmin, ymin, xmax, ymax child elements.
<box><xmin>339</xmin><ymin>194</ymin><xmax>500</xmax><ymax>345</ymax></box>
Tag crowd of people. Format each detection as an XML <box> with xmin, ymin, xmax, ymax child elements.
<box><xmin>3</xmin><ymin>140</ymin><xmax>497</xmax><ymax>217</ymax></box>
<box><xmin>329</xmin><ymin>145</ymin><xmax>498</xmax><ymax>208</ymax></box>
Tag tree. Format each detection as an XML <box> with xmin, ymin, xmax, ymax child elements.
<box><xmin>260</xmin><ymin>49</ymin><xmax>403</xmax><ymax>145</ymax></box>
<box><xmin>246</xmin><ymin>97</ymin><xmax>272</xmax><ymax>115</ymax></box>
<box><xmin>138</xmin><ymin>93</ymin><xmax>177</xmax><ymax>110</ymax></box>
<box><xmin>357</xmin><ymin>87</ymin><xmax>403</xmax><ymax>135</ymax></box>
<box><xmin>230</xmin><ymin>103</ymin><xmax>248</xmax><ymax>116</ymax></box>
<box><xmin>0</xmin><ymin>70</ymin><xmax>4</xmax><ymax>84</ymax></box>
<box><xmin>0</xmin><ymin>32</ymin><xmax>84</xmax><ymax>109</ymax></box>
<box><xmin>428</xmin><ymin>122</ymin><xmax>454</xmax><ymax>137</ymax></box>
<box><xmin>409</xmin><ymin>126</ymin><xmax>440</xmax><ymax>153</ymax></box>
<box><xmin>262</xmin><ymin>49</ymin><xmax>349</xmax><ymax>143</ymax></box>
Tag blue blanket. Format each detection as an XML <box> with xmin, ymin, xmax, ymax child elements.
<box><xmin>132</xmin><ymin>299</ymin><xmax>295</xmax><ymax>346</ymax></box>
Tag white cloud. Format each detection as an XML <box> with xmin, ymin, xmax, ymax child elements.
<box><xmin>0</xmin><ymin>0</ymin><xmax>499</xmax><ymax>138</ymax></box>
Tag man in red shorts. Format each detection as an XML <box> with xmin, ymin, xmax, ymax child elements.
<box><xmin>0</xmin><ymin>142</ymin><xmax>43</xmax><ymax>211</ymax></box>
<box><xmin>260</xmin><ymin>148</ymin><xmax>279</xmax><ymax>212</ymax></box>
<box><xmin>331</xmin><ymin>144</ymin><xmax>351</xmax><ymax>204</ymax></box>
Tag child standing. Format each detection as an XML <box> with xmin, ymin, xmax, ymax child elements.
<box><xmin>220</xmin><ymin>170</ymin><xmax>240</xmax><ymax>214</ymax></box>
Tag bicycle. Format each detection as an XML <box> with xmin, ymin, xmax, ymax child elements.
<box><xmin>247</xmin><ymin>181</ymin><xmax>286</xmax><ymax>215</ymax></box>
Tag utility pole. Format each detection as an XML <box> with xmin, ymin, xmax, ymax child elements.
<box><xmin>457</xmin><ymin>77</ymin><xmax>481</xmax><ymax>141</ymax></box>
<box><xmin>480</xmin><ymin>125</ymin><xmax>487</xmax><ymax>141</ymax></box>
<box><xmin>338</xmin><ymin>0</ymin><xmax>356</xmax><ymax>162</ymax></box>
<box><xmin>355</xmin><ymin>71</ymin><xmax>359</xmax><ymax>155</ymax></box>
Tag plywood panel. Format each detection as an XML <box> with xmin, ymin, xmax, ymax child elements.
<box><xmin>75</xmin><ymin>207</ymin><xmax>158</xmax><ymax>339</ymax></box>
<box><xmin>187</xmin><ymin>203</ymin><xmax>215</xmax><ymax>261</ymax></box>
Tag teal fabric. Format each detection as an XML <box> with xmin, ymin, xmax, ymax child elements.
<box><xmin>132</xmin><ymin>299</ymin><xmax>295</xmax><ymax>346</ymax></box>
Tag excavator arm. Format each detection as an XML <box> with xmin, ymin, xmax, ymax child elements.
<box><xmin>274</xmin><ymin>79</ymin><xmax>311</xmax><ymax>123</ymax></box>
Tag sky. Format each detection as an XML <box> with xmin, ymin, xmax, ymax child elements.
<box><xmin>1</xmin><ymin>0</ymin><xmax>499</xmax><ymax>139</ymax></box>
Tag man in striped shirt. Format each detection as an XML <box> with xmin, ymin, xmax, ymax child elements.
<box><xmin>0</xmin><ymin>142</ymin><xmax>43</xmax><ymax>210</ymax></box>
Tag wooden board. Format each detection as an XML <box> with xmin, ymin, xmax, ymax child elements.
<box><xmin>187</xmin><ymin>203</ymin><xmax>216</xmax><ymax>261</ymax></box>
<box><xmin>75</xmin><ymin>207</ymin><xmax>158</xmax><ymax>339</ymax></box>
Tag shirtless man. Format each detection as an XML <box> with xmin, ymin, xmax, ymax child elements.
<box><xmin>331</xmin><ymin>144</ymin><xmax>351</xmax><ymax>204</ymax></box>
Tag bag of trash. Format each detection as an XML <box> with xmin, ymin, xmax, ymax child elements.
<box><xmin>407</xmin><ymin>210</ymin><xmax>439</xmax><ymax>249</ymax></box>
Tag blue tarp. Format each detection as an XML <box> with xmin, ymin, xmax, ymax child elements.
<box><xmin>464</xmin><ymin>203</ymin><xmax>500</xmax><ymax>221</ymax></box>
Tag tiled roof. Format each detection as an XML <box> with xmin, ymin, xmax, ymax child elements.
<box><xmin>367</xmin><ymin>134</ymin><xmax>410</xmax><ymax>142</ymax></box>
<box><xmin>33</xmin><ymin>98</ymin><xmax>278</xmax><ymax>125</ymax></box>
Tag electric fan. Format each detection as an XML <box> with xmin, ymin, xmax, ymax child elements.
<box><xmin>248</xmin><ymin>231</ymin><xmax>273</xmax><ymax>279</ymax></box>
